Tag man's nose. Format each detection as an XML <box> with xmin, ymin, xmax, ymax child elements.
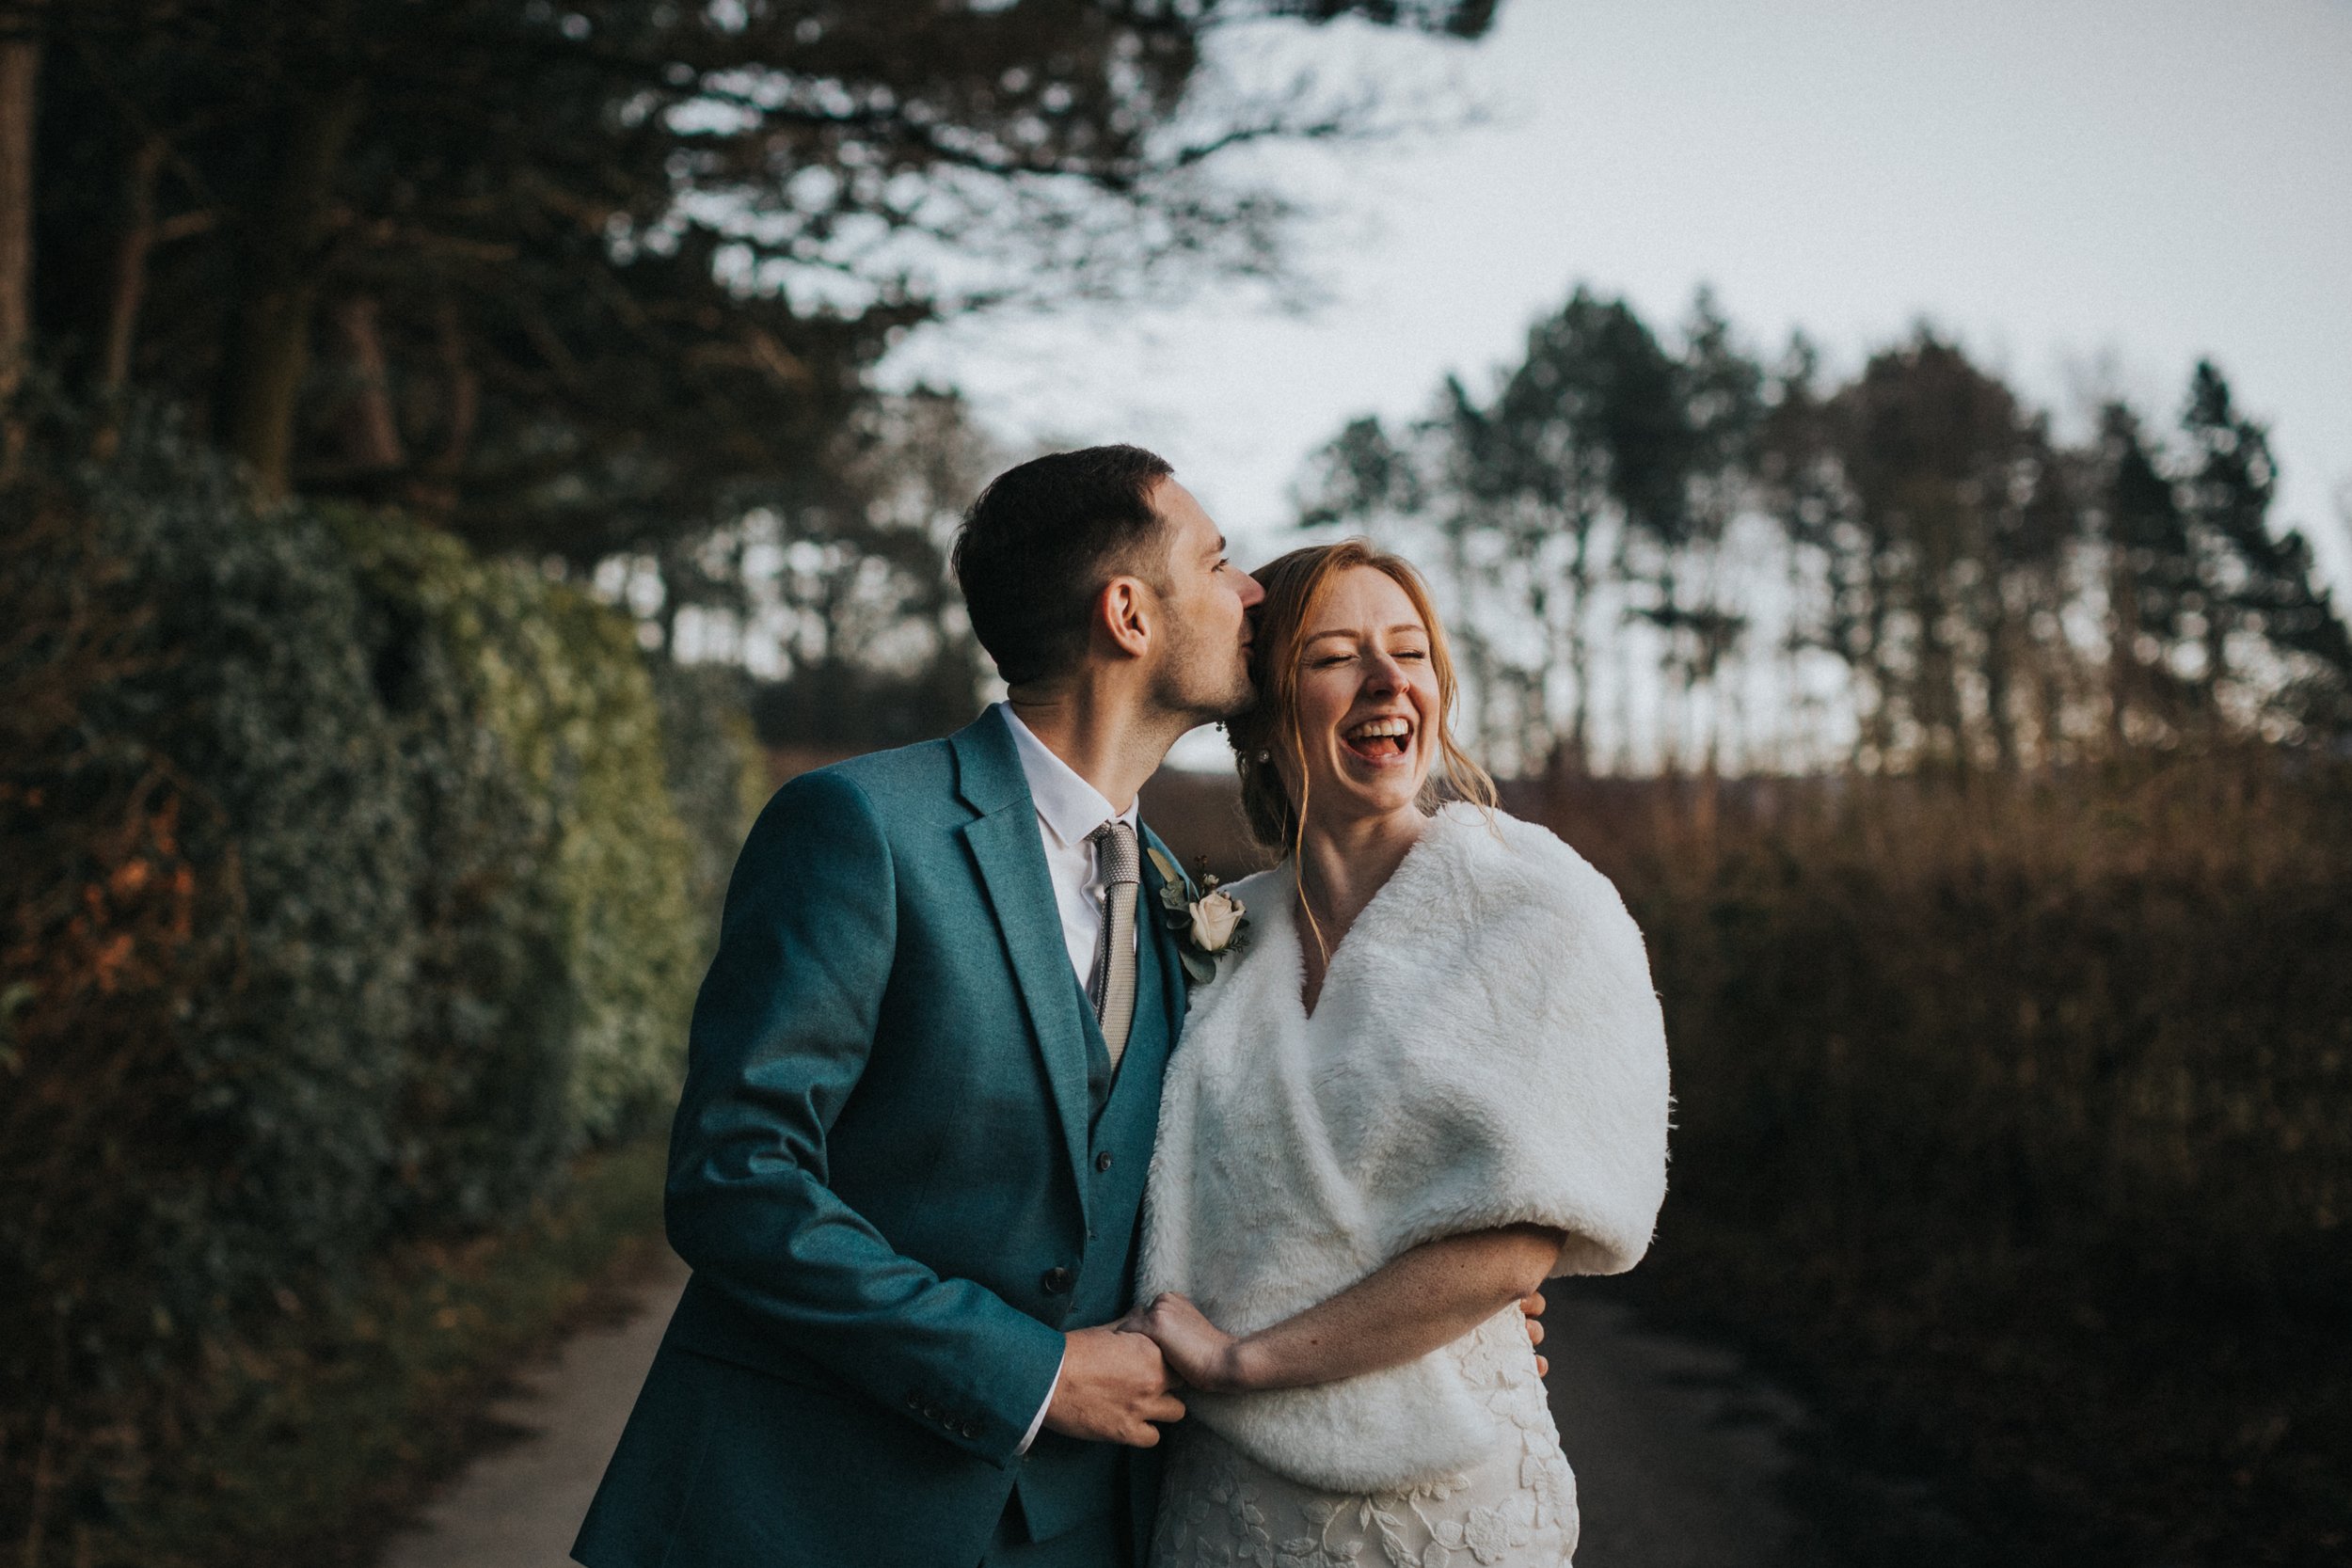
<box><xmin>1238</xmin><ymin>572</ymin><xmax>1266</xmax><ymax>608</ymax></box>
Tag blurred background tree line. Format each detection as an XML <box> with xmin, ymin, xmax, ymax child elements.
<box><xmin>1</xmin><ymin>0</ymin><xmax>2345</xmax><ymax>1563</ymax></box>
<box><xmin>1298</xmin><ymin>287</ymin><xmax>2352</xmax><ymax>778</ymax></box>
<box><xmin>0</xmin><ymin>2</ymin><xmax>1500</xmax><ymax>1560</ymax></box>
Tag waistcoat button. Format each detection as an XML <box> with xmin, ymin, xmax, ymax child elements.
<box><xmin>1095</xmin><ymin>1151</ymin><xmax>1114</xmax><ymax>1172</ymax></box>
<box><xmin>1041</xmin><ymin>1265</ymin><xmax>1074</xmax><ymax>1295</ymax></box>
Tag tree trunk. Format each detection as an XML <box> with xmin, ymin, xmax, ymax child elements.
<box><xmin>401</xmin><ymin>296</ymin><xmax>477</xmax><ymax>517</ymax></box>
<box><xmin>85</xmin><ymin>131</ymin><xmax>166</xmax><ymax>460</ymax></box>
<box><xmin>0</xmin><ymin>10</ymin><xmax>40</xmax><ymax>472</ymax></box>
<box><xmin>215</xmin><ymin>86</ymin><xmax>365</xmax><ymax>499</ymax></box>
<box><xmin>2106</xmin><ymin>544</ymin><xmax>2138</xmax><ymax>752</ymax></box>
<box><xmin>1563</xmin><ymin>514</ymin><xmax>1594</xmax><ymax>775</ymax></box>
<box><xmin>1978</xmin><ymin>565</ymin><xmax>2019</xmax><ymax>774</ymax></box>
<box><xmin>330</xmin><ymin>293</ymin><xmax>405</xmax><ymax>472</ymax></box>
<box><xmin>430</xmin><ymin>298</ymin><xmax>477</xmax><ymax>473</ymax></box>
<box><xmin>100</xmin><ymin>135</ymin><xmax>166</xmax><ymax>395</ymax></box>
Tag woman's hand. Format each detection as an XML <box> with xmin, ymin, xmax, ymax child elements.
<box><xmin>1128</xmin><ymin>1292</ymin><xmax>1252</xmax><ymax>1394</ymax></box>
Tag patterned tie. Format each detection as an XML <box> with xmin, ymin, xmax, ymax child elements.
<box><xmin>1087</xmin><ymin>819</ymin><xmax>1139</xmax><ymax>1071</ymax></box>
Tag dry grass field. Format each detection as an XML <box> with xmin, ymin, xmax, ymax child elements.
<box><xmin>1147</xmin><ymin>752</ymin><xmax>2352</xmax><ymax>1567</ymax></box>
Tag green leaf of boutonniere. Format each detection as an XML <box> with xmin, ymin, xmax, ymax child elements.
<box><xmin>1136</xmin><ymin>842</ymin><xmax>1248</xmax><ymax>984</ymax></box>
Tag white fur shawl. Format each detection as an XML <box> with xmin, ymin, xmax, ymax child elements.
<box><xmin>1138</xmin><ymin>803</ymin><xmax>1671</xmax><ymax>1492</ymax></box>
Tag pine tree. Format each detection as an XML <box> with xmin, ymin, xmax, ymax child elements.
<box><xmin>2179</xmin><ymin>361</ymin><xmax>2352</xmax><ymax>745</ymax></box>
<box><xmin>2095</xmin><ymin>402</ymin><xmax>2205</xmax><ymax>745</ymax></box>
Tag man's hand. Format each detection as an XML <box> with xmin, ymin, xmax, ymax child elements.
<box><xmin>1521</xmin><ymin>1289</ymin><xmax>1548</xmax><ymax>1378</ymax></box>
<box><xmin>1041</xmin><ymin>1324</ymin><xmax>1185</xmax><ymax>1447</ymax></box>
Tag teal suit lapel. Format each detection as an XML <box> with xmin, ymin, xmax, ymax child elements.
<box><xmin>1138</xmin><ymin>825</ymin><xmax>1190</xmax><ymax>1049</ymax></box>
<box><xmin>950</xmin><ymin>714</ymin><xmax>1095</xmax><ymax>1227</ymax></box>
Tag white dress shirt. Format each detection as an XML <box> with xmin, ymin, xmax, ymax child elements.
<box><xmin>994</xmin><ymin>702</ymin><xmax>1141</xmax><ymax>1453</ymax></box>
<box><xmin>999</xmin><ymin>702</ymin><xmax>1142</xmax><ymax>982</ymax></box>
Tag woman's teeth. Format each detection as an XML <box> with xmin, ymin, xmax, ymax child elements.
<box><xmin>1343</xmin><ymin>718</ymin><xmax>1411</xmax><ymax>758</ymax></box>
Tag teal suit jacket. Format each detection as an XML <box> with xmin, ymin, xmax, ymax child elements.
<box><xmin>574</xmin><ymin>711</ymin><xmax>1188</xmax><ymax>1568</ymax></box>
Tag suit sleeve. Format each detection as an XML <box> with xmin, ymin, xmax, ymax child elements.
<box><xmin>662</xmin><ymin>769</ymin><xmax>1067</xmax><ymax>1466</ymax></box>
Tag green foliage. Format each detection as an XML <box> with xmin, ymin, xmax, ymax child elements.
<box><xmin>339</xmin><ymin>513</ymin><xmax>704</xmax><ymax>1148</ymax></box>
<box><xmin>80</xmin><ymin>416</ymin><xmax>426</xmax><ymax>1325</ymax></box>
<box><xmin>1</xmin><ymin>416</ymin><xmax>748</xmax><ymax>1558</ymax></box>
<box><xmin>0</xmin><ymin>416</ymin><xmax>425</xmax><ymax>1549</ymax></box>
<box><xmin>651</xmin><ymin>659</ymin><xmax>771</xmax><ymax>950</ymax></box>
<box><xmin>526</xmin><ymin>591</ymin><xmax>703</xmax><ymax>1141</ymax></box>
<box><xmin>337</xmin><ymin>515</ymin><xmax>578</xmax><ymax>1229</ymax></box>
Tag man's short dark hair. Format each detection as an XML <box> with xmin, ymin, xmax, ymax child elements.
<box><xmin>952</xmin><ymin>444</ymin><xmax>1176</xmax><ymax>688</ymax></box>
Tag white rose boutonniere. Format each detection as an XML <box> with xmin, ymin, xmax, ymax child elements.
<box><xmin>1185</xmin><ymin>889</ymin><xmax>1245</xmax><ymax>955</ymax></box>
<box><xmin>1146</xmin><ymin>847</ymin><xmax>1250</xmax><ymax>985</ymax></box>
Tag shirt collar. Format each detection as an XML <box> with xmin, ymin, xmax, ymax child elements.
<box><xmin>994</xmin><ymin>703</ymin><xmax>1137</xmax><ymax>850</ymax></box>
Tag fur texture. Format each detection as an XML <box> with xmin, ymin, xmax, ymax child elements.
<box><xmin>1139</xmin><ymin>804</ymin><xmax>1671</xmax><ymax>1492</ymax></box>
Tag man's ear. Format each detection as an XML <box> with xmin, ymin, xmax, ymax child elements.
<box><xmin>1095</xmin><ymin>575</ymin><xmax>1152</xmax><ymax>659</ymax></box>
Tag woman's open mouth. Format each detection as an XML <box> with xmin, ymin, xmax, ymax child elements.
<box><xmin>1342</xmin><ymin>715</ymin><xmax>1413</xmax><ymax>765</ymax></box>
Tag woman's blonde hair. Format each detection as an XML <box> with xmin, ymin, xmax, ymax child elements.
<box><xmin>1229</xmin><ymin>539</ymin><xmax>1497</xmax><ymax>861</ymax></box>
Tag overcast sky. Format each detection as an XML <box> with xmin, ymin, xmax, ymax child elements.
<box><xmin>892</xmin><ymin>0</ymin><xmax>2352</xmax><ymax>600</ymax></box>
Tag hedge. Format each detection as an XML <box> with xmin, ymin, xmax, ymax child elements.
<box><xmin>341</xmin><ymin>515</ymin><xmax>708</xmax><ymax>1151</ymax></box>
<box><xmin>1534</xmin><ymin>762</ymin><xmax>2352</xmax><ymax>1563</ymax></box>
<box><xmin>0</xmin><ymin>413</ymin><xmax>754</xmax><ymax>1555</ymax></box>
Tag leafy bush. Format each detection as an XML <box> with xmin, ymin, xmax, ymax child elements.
<box><xmin>476</xmin><ymin>576</ymin><xmax>702</xmax><ymax>1142</ymax></box>
<box><xmin>338</xmin><ymin>515</ymin><xmax>579</xmax><ymax>1230</ymax></box>
<box><xmin>341</xmin><ymin>511</ymin><xmax>707</xmax><ymax>1171</ymax></box>
<box><xmin>651</xmin><ymin>658</ymin><xmax>771</xmax><ymax>955</ymax></box>
<box><xmin>85</xmin><ymin>420</ymin><xmax>426</xmax><ymax>1312</ymax></box>
<box><xmin>2</xmin><ymin>418</ymin><xmax>424</xmax><ymax>1543</ymax></box>
<box><xmin>1</xmin><ymin>416</ymin><xmax>746</xmax><ymax>1557</ymax></box>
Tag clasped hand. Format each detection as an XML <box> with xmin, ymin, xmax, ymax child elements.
<box><xmin>1120</xmin><ymin>1288</ymin><xmax>1551</xmax><ymax>1396</ymax></box>
<box><xmin>1040</xmin><ymin>1323</ymin><xmax>1186</xmax><ymax>1448</ymax></box>
<box><xmin>1121</xmin><ymin>1291</ymin><xmax>1249</xmax><ymax>1392</ymax></box>
<box><xmin>1046</xmin><ymin>1288</ymin><xmax>1549</xmax><ymax>1449</ymax></box>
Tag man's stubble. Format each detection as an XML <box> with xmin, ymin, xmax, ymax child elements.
<box><xmin>1150</xmin><ymin>598</ymin><xmax>1257</xmax><ymax>731</ymax></box>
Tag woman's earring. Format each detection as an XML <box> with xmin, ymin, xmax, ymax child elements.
<box><xmin>1255</xmin><ymin>750</ymin><xmax>1271</xmax><ymax>763</ymax></box>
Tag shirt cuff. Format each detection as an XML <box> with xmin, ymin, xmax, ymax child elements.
<box><xmin>1014</xmin><ymin>1348</ymin><xmax>1064</xmax><ymax>1456</ymax></box>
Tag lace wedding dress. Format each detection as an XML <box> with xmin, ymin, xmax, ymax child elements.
<box><xmin>1147</xmin><ymin>1307</ymin><xmax>1580</xmax><ymax>1568</ymax></box>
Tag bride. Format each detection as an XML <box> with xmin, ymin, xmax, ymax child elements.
<box><xmin>1130</xmin><ymin>541</ymin><xmax>1671</xmax><ymax>1568</ymax></box>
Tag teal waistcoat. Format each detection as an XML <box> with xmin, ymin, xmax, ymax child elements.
<box><xmin>1013</xmin><ymin>882</ymin><xmax>1182</xmax><ymax>1543</ymax></box>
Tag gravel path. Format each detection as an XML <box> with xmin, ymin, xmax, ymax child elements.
<box><xmin>380</xmin><ymin>1253</ymin><xmax>691</xmax><ymax>1568</ymax></box>
<box><xmin>1544</xmin><ymin>1287</ymin><xmax>1804</xmax><ymax>1568</ymax></box>
<box><xmin>379</xmin><ymin>1267</ymin><xmax>1804</xmax><ymax>1568</ymax></box>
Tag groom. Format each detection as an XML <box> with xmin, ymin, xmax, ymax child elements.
<box><xmin>572</xmin><ymin>445</ymin><xmax>1263</xmax><ymax>1568</ymax></box>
